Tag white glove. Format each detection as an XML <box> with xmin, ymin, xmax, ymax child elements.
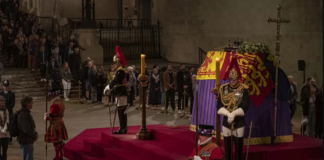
<box><xmin>217</xmin><ymin>107</ymin><xmax>230</xmax><ymax>116</ymax></box>
<box><xmin>1</xmin><ymin>128</ymin><xmax>6</xmax><ymax>133</ymax></box>
<box><xmin>194</xmin><ymin>156</ymin><xmax>203</xmax><ymax>160</ymax></box>
<box><xmin>103</xmin><ymin>85</ymin><xmax>112</xmax><ymax>96</ymax></box>
<box><xmin>301</xmin><ymin>117</ymin><xmax>309</xmax><ymax>125</ymax></box>
<box><xmin>44</xmin><ymin>113</ymin><xmax>48</xmax><ymax>120</ymax></box>
<box><xmin>227</xmin><ymin>113</ymin><xmax>235</xmax><ymax>124</ymax></box>
<box><xmin>231</xmin><ymin>108</ymin><xmax>245</xmax><ymax>117</ymax></box>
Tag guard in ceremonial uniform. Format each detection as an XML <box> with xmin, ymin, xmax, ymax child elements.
<box><xmin>189</xmin><ymin>124</ymin><xmax>222</xmax><ymax>160</ymax></box>
<box><xmin>0</xmin><ymin>79</ymin><xmax>15</xmax><ymax>144</ymax></box>
<box><xmin>44</xmin><ymin>90</ymin><xmax>68</xmax><ymax>160</ymax></box>
<box><xmin>104</xmin><ymin>46</ymin><xmax>128</xmax><ymax>134</ymax></box>
<box><xmin>217</xmin><ymin>56</ymin><xmax>250</xmax><ymax>160</ymax></box>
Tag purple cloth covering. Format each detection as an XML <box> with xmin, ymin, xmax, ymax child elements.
<box><xmin>191</xmin><ymin>80</ymin><xmax>292</xmax><ymax>138</ymax></box>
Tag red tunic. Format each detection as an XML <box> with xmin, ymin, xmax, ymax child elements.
<box><xmin>45</xmin><ymin>98</ymin><xmax>68</xmax><ymax>143</ymax></box>
<box><xmin>189</xmin><ymin>142</ymin><xmax>222</xmax><ymax>160</ymax></box>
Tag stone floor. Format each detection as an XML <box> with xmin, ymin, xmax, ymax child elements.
<box><xmin>6</xmin><ymin>96</ymin><xmax>304</xmax><ymax>160</ymax></box>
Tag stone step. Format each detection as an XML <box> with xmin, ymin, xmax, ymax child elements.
<box><xmin>15</xmin><ymin>92</ymin><xmax>46</xmax><ymax>97</ymax></box>
<box><xmin>7</xmin><ymin>88</ymin><xmax>46</xmax><ymax>92</ymax></box>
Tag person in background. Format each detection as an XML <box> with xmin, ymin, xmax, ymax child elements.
<box><xmin>0</xmin><ymin>95</ymin><xmax>9</xmax><ymax>160</ymax></box>
<box><xmin>96</xmin><ymin>66</ymin><xmax>105</xmax><ymax>104</ymax></box>
<box><xmin>0</xmin><ymin>79</ymin><xmax>15</xmax><ymax>145</ymax></box>
<box><xmin>315</xmin><ymin>85</ymin><xmax>323</xmax><ymax>139</ymax></box>
<box><xmin>132</xmin><ymin>65</ymin><xmax>138</xmax><ymax>99</ymax></box>
<box><xmin>36</xmin><ymin>24</ymin><xmax>45</xmax><ymax>37</ymax></box>
<box><xmin>70</xmin><ymin>47</ymin><xmax>81</xmax><ymax>85</ymax></box>
<box><xmin>64</xmin><ymin>42</ymin><xmax>74</xmax><ymax>64</ymax></box>
<box><xmin>84</xmin><ymin>61</ymin><xmax>92</xmax><ymax>100</ymax></box>
<box><xmin>37</xmin><ymin>45</ymin><xmax>48</xmax><ymax>82</ymax></box>
<box><xmin>17</xmin><ymin>96</ymin><xmax>38</xmax><ymax>160</ymax></box>
<box><xmin>159</xmin><ymin>66</ymin><xmax>167</xmax><ymax>111</ymax></box>
<box><xmin>148</xmin><ymin>68</ymin><xmax>161</xmax><ymax>109</ymax></box>
<box><xmin>300</xmin><ymin>77</ymin><xmax>316</xmax><ymax>135</ymax></box>
<box><xmin>190</xmin><ymin>75</ymin><xmax>197</xmax><ymax>115</ymax></box>
<box><xmin>106</xmin><ymin>65</ymin><xmax>115</xmax><ymax>105</ymax></box>
<box><xmin>89</xmin><ymin>65</ymin><xmax>97</xmax><ymax>103</ymax></box>
<box><xmin>303</xmin><ymin>84</ymin><xmax>318</xmax><ymax>137</ymax></box>
<box><xmin>27</xmin><ymin>35</ymin><xmax>33</xmax><ymax>69</ymax></box>
<box><xmin>163</xmin><ymin>64</ymin><xmax>177</xmax><ymax>113</ymax></box>
<box><xmin>12</xmin><ymin>38</ymin><xmax>20</xmax><ymax>67</ymax></box>
<box><xmin>177</xmin><ymin>64</ymin><xmax>191</xmax><ymax>114</ymax></box>
<box><xmin>32</xmin><ymin>34</ymin><xmax>40</xmax><ymax>71</ymax></box>
<box><xmin>288</xmin><ymin>76</ymin><xmax>298</xmax><ymax>123</ymax></box>
<box><xmin>20</xmin><ymin>36</ymin><xmax>28</xmax><ymax>68</ymax></box>
<box><xmin>51</xmin><ymin>48</ymin><xmax>62</xmax><ymax>69</ymax></box>
<box><xmin>61</xmin><ymin>62</ymin><xmax>72</xmax><ymax>101</ymax></box>
<box><xmin>152</xmin><ymin>64</ymin><xmax>160</xmax><ymax>74</ymax></box>
<box><xmin>126</xmin><ymin>66</ymin><xmax>136</xmax><ymax>106</ymax></box>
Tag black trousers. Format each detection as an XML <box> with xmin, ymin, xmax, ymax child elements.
<box><xmin>0</xmin><ymin>138</ymin><xmax>8</xmax><ymax>160</ymax></box>
<box><xmin>97</xmin><ymin>86</ymin><xmax>104</xmax><ymax>102</ymax></box>
<box><xmin>40</xmin><ymin>63</ymin><xmax>46</xmax><ymax>78</ymax></box>
<box><xmin>190</xmin><ymin>96</ymin><xmax>194</xmax><ymax>114</ymax></box>
<box><xmin>7</xmin><ymin>109</ymin><xmax>12</xmax><ymax>142</ymax></box>
<box><xmin>177</xmin><ymin>89</ymin><xmax>189</xmax><ymax>110</ymax></box>
<box><xmin>290</xmin><ymin>103</ymin><xmax>296</xmax><ymax>120</ymax></box>
<box><xmin>19</xmin><ymin>55</ymin><xmax>27</xmax><ymax>68</ymax></box>
<box><xmin>165</xmin><ymin>89</ymin><xmax>175</xmax><ymax>111</ymax></box>
<box><xmin>127</xmin><ymin>86</ymin><xmax>135</xmax><ymax>105</ymax></box>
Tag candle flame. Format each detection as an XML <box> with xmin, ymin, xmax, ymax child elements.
<box><xmin>216</xmin><ymin>58</ymin><xmax>219</xmax><ymax>61</ymax></box>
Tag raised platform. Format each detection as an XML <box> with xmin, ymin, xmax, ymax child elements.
<box><xmin>64</xmin><ymin>125</ymin><xmax>322</xmax><ymax>160</ymax></box>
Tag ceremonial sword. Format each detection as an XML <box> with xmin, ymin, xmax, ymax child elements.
<box><xmin>246</xmin><ymin>121</ymin><xmax>253</xmax><ymax>160</ymax></box>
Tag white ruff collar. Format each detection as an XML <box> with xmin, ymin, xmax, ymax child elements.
<box><xmin>198</xmin><ymin>137</ymin><xmax>212</xmax><ymax>146</ymax></box>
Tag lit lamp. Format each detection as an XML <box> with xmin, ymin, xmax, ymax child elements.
<box><xmin>211</xmin><ymin>57</ymin><xmax>221</xmax><ymax>148</ymax></box>
<box><xmin>137</xmin><ymin>54</ymin><xmax>151</xmax><ymax>140</ymax></box>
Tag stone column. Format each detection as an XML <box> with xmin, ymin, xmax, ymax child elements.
<box><xmin>78</xmin><ymin>29</ymin><xmax>104</xmax><ymax>65</ymax></box>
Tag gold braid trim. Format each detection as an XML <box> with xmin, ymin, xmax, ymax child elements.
<box><xmin>198</xmin><ymin>142</ymin><xmax>218</xmax><ymax>156</ymax></box>
<box><xmin>219</xmin><ymin>84</ymin><xmax>244</xmax><ymax>112</ymax></box>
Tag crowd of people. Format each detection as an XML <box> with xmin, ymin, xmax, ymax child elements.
<box><xmin>289</xmin><ymin>76</ymin><xmax>323</xmax><ymax>139</ymax></box>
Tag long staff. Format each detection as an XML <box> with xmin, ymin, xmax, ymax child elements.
<box><xmin>246</xmin><ymin>121</ymin><xmax>253</xmax><ymax>160</ymax></box>
<box><xmin>195</xmin><ymin>90</ymin><xmax>199</xmax><ymax>155</ymax></box>
<box><xmin>45</xmin><ymin>61</ymin><xmax>49</xmax><ymax>160</ymax></box>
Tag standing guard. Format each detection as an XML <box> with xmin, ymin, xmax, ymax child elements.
<box><xmin>104</xmin><ymin>46</ymin><xmax>128</xmax><ymax>134</ymax></box>
<box><xmin>216</xmin><ymin>56</ymin><xmax>250</xmax><ymax>160</ymax></box>
<box><xmin>44</xmin><ymin>89</ymin><xmax>68</xmax><ymax>160</ymax></box>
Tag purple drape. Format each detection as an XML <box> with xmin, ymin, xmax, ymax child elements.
<box><xmin>191</xmin><ymin>79</ymin><xmax>292</xmax><ymax>138</ymax></box>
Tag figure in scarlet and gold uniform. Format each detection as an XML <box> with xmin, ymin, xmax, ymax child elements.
<box><xmin>104</xmin><ymin>46</ymin><xmax>128</xmax><ymax>134</ymax></box>
<box><xmin>189</xmin><ymin>124</ymin><xmax>222</xmax><ymax>160</ymax></box>
<box><xmin>44</xmin><ymin>90</ymin><xmax>68</xmax><ymax>160</ymax></box>
<box><xmin>217</xmin><ymin>56</ymin><xmax>250</xmax><ymax>160</ymax></box>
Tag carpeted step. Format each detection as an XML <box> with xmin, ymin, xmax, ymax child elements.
<box><xmin>101</xmin><ymin>131</ymin><xmax>187</xmax><ymax>160</ymax></box>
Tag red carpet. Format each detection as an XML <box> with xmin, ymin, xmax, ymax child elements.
<box><xmin>64</xmin><ymin>125</ymin><xmax>322</xmax><ymax>160</ymax></box>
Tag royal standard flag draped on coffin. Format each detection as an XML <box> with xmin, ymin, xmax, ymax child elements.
<box><xmin>197</xmin><ymin>51</ymin><xmax>275</xmax><ymax>107</ymax></box>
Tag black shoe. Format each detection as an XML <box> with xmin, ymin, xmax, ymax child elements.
<box><xmin>113</xmin><ymin>128</ymin><xmax>127</xmax><ymax>134</ymax></box>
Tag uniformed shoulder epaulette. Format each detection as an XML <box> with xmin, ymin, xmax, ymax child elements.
<box><xmin>240</xmin><ymin>83</ymin><xmax>249</xmax><ymax>89</ymax></box>
<box><xmin>220</xmin><ymin>83</ymin><xmax>229</xmax><ymax>89</ymax></box>
<box><xmin>117</xmin><ymin>66</ymin><xmax>128</xmax><ymax>73</ymax></box>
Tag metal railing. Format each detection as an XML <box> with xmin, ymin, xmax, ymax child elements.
<box><xmin>99</xmin><ymin>20</ymin><xmax>161</xmax><ymax>63</ymax></box>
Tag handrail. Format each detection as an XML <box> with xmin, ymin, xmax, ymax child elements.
<box><xmin>198</xmin><ymin>47</ymin><xmax>207</xmax><ymax>64</ymax></box>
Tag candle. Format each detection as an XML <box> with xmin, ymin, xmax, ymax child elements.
<box><xmin>215</xmin><ymin>58</ymin><xmax>220</xmax><ymax>88</ymax></box>
<box><xmin>141</xmin><ymin>54</ymin><xmax>145</xmax><ymax>76</ymax></box>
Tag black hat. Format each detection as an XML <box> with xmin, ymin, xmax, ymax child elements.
<box><xmin>198</xmin><ymin>124</ymin><xmax>215</xmax><ymax>135</ymax></box>
<box><xmin>3</xmin><ymin>79</ymin><xmax>9</xmax><ymax>87</ymax></box>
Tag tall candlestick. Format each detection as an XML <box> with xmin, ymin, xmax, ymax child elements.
<box><xmin>215</xmin><ymin>58</ymin><xmax>220</xmax><ymax>88</ymax></box>
<box><xmin>141</xmin><ymin>54</ymin><xmax>145</xmax><ymax>76</ymax></box>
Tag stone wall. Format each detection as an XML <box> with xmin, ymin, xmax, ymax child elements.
<box><xmin>151</xmin><ymin>0</ymin><xmax>323</xmax><ymax>92</ymax></box>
